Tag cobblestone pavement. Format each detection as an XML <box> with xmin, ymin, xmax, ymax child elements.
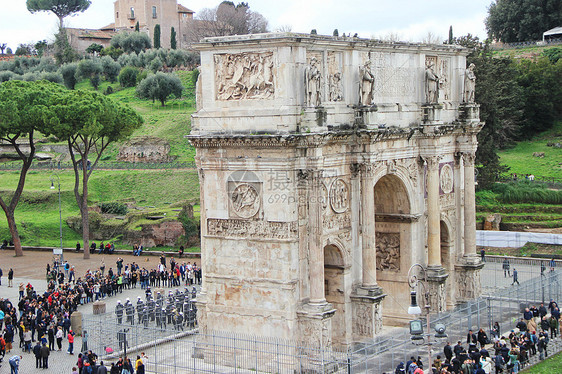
<box><xmin>0</xmin><ymin>249</ymin><xmax>200</xmax><ymax>374</ymax></box>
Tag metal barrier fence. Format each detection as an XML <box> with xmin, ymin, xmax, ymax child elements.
<box><xmin>83</xmin><ymin>268</ymin><xmax>562</xmax><ymax>373</ymax></box>
<box><xmin>0</xmin><ymin>161</ymin><xmax>197</xmax><ymax>170</ymax></box>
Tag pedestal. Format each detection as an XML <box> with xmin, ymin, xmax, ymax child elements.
<box><xmin>426</xmin><ymin>266</ymin><xmax>449</xmax><ymax>313</ymax></box>
<box><xmin>350</xmin><ymin>286</ymin><xmax>386</xmax><ymax>341</ymax></box>
<box><xmin>422</xmin><ymin>104</ymin><xmax>443</xmax><ymax>124</ymax></box>
<box><xmin>92</xmin><ymin>301</ymin><xmax>106</xmax><ymax>315</ymax></box>
<box><xmin>455</xmin><ymin>260</ymin><xmax>484</xmax><ymax>302</ymax></box>
<box><xmin>458</xmin><ymin>103</ymin><xmax>480</xmax><ymax>123</ymax></box>
<box><xmin>296</xmin><ymin>302</ymin><xmax>336</xmax><ymax>347</ymax></box>
<box><xmin>353</xmin><ymin>104</ymin><xmax>378</xmax><ymax>128</ymax></box>
<box><xmin>71</xmin><ymin>311</ymin><xmax>82</xmax><ymax>335</ymax></box>
<box><xmin>301</xmin><ymin>107</ymin><xmax>327</xmax><ymax>132</ymax></box>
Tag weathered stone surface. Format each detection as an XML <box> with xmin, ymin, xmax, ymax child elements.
<box><xmin>484</xmin><ymin>213</ymin><xmax>502</xmax><ymax>231</ymax></box>
<box><xmin>117</xmin><ymin>136</ymin><xmax>171</xmax><ymax>163</ymax></box>
<box><xmin>124</xmin><ymin>220</ymin><xmax>185</xmax><ymax>247</ymax></box>
<box><xmin>190</xmin><ymin>33</ymin><xmax>483</xmax><ymax>348</ymax></box>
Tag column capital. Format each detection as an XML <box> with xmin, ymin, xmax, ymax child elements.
<box><xmin>461</xmin><ymin>152</ymin><xmax>476</xmax><ymax>167</ymax></box>
<box><xmin>423</xmin><ymin>155</ymin><xmax>442</xmax><ymax>171</ymax></box>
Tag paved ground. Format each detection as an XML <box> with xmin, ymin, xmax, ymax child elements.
<box><xmin>0</xmin><ymin>249</ymin><xmax>200</xmax><ymax>374</ymax></box>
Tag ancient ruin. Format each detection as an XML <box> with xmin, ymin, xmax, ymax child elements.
<box><xmin>189</xmin><ymin>33</ymin><xmax>484</xmax><ymax>347</ymax></box>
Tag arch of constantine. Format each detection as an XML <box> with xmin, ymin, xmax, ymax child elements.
<box><xmin>188</xmin><ymin>33</ymin><xmax>484</xmax><ymax>347</ymax></box>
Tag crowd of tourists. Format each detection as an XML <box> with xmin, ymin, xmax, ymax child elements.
<box><xmin>0</xmin><ymin>254</ymin><xmax>201</xmax><ymax>373</ymax></box>
<box><xmin>395</xmin><ymin>299</ymin><xmax>562</xmax><ymax>374</ymax></box>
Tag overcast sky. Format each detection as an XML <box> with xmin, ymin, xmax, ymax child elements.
<box><xmin>1</xmin><ymin>0</ymin><xmax>492</xmax><ymax>50</ymax></box>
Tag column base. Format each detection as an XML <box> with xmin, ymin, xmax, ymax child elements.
<box><xmin>296</xmin><ymin>302</ymin><xmax>336</xmax><ymax>347</ymax></box>
<box><xmin>426</xmin><ymin>266</ymin><xmax>449</xmax><ymax>313</ymax></box>
<box><xmin>350</xmin><ymin>286</ymin><xmax>386</xmax><ymax>340</ymax></box>
<box><xmin>455</xmin><ymin>261</ymin><xmax>484</xmax><ymax>302</ymax></box>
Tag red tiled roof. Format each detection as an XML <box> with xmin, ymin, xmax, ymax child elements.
<box><xmin>100</xmin><ymin>23</ymin><xmax>115</xmax><ymax>31</ymax></box>
<box><xmin>177</xmin><ymin>4</ymin><xmax>194</xmax><ymax>13</ymax></box>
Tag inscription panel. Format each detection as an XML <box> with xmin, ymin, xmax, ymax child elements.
<box><xmin>207</xmin><ymin>219</ymin><xmax>298</xmax><ymax>240</ymax></box>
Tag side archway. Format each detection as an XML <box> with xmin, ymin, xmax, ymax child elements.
<box><xmin>324</xmin><ymin>244</ymin><xmax>349</xmax><ymax>346</ymax></box>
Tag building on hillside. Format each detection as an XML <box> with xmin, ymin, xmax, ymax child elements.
<box><xmin>68</xmin><ymin>0</ymin><xmax>194</xmax><ymax>52</ymax></box>
<box><xmin>543</xmin><ymin>26</ymin><xmax>562</xmax><ymax>43</ymax></box>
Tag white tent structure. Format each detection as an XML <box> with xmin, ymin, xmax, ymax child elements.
<box><xmin>543</xmin><ymin>26</ymin><xmax>562</xmax><ymax>42</ymax></box>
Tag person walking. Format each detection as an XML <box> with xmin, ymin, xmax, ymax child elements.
<box><xmin>550</xmin><ymin>258</ymin><xmax>556</xmax><ymax>273</ymax></box>
<box><xmin>7</xmin><ymin>268</ymin><xmax>13</xmax><ymax>287</ymax></box>
<box><xmin>502</xmin><ymin>259</ymin><xmax>510</xmax><ymax>278</ymax></box>
<box><xmin>56</xmin><ymin>326</ymin><xmax>63</xmax><ymax>351</ymax></box>
<box><xmin>8</xmin><ymin>355</ymin><xmax>21</xmax><ymax>374</ymax></box>
<box><xmin>512</xmin><ymin>268</ymin><xmax>520</xmax><ymax>285</ymax></box>
<box><xmin>0</xmin><ymin>266</ymin><xmax>3</xmax><ymax>286</ymax></box>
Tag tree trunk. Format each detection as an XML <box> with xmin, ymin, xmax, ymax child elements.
<box><xmin>5</xmin><ymin>211</ymin><xmax>23</xmax><ymax>257</ymax></box>
<box><xmin>82</xmin><ymin>166</ymin><xmax>90</xmax><ymax>259</ymax></box>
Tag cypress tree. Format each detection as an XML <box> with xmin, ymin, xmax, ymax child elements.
<box><xmin>171</xmin><ymin>27</ymin><xmax>177</xmax><ymax>49</ymax></box>
<box><xmin>154</xmin><ymin>24</ymin><xmax>161</xmax><ymax>49</ymax></box>
<box><xmin>135</xmin><ymin>21</ymin><xmax>140</xmax><ymax>32</ymax></box>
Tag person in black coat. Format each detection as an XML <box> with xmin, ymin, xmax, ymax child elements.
<box><xmin>33</xmin><ymin>341</ymin><xmax>42</xmax><ymax>368</ymax></box>
<box><xmin>444</xmin><ymin>341</ymin><xmax>453</xmax><ymax>362</ymax></box>
<box><xmin>467</xmin><ymin>330</ymin><xmax>477</xmax><ymax>345</ymax></box>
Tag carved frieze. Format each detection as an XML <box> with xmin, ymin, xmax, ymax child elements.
<box><xmin>329</xmin><ymin>179</ymin><xmax>349</xmax><ymax>213</ymax></box>
<box><xmin>214</xmin><ymin>52</ymin><xmax>275</xmax><ymax>100</ymax></box>
<box><xmin>438</xmin><ymin>57</ymin><xmax>450</xmax><ymax>101</ymax></box>
<box><xmin>375</xmin><ymin>232</ymin><xmax>400</xmax><ymax>272</ymax></box>
<box><xmin>327</xmin><ymin>52</ymin><xmax>343</xmax><ymax>102</ymax></box>
<box><xmin>371</xmin><ymin>52</ymin><xmax>416</xmax><ymax>98</ymax></box>
<box><xmin>207</xmin><ymin>219</ymin><xmax>298</xmax><ymax>240</ymax></box>
<box><xmin>323</xmin><ymin>211</ymin><xmax>351</xmax><ymax>231</ymax></box>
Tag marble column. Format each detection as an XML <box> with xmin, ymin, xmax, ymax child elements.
<box><xmin>463</xmin><ymin>152</ymin><xmax>477</xmax><ymax>258</ymax></box>
<box><xmin>361</xmin><ymin>163</ymin><xmax>378</xmax><ymax>288</ymax></box>
<box><xmin>426</xmin><ymin>156</ymin><xmax>441</xmax><ymax>267</ymax></box>
<box><xmin>309</xmin><ymin>170</ymin><xmax>325</xmax><ymax>304</ymax></box>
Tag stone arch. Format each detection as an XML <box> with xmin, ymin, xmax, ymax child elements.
<box><xmin>440</xmin><ymin>218</ymin><xmax>454</xmax><ymax>309</ymax></box>
<box><xmin>373</xmin><ymin>173</ymin><xmax>415</xmax><ymax>323</ymax></box>
<box><xmin>324</xmin><ymin>243</ymin><xmax>348</xmax><ymax>346</ymax></box>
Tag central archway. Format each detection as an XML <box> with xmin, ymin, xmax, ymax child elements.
<box><xmin>373</xmin><ymin>174</ymin><xmax>413</xmax><ymax>324</ymax></box>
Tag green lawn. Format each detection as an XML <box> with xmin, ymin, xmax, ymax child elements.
<box><xmin>522</xmin><ymin>351</ymin><xmax>562</xmax><ymax>373</ymax></box>
<box><xmin>499</xmin><ymin>121</ymin><xmax>562</xmax><ymax>179</ymax></box>
<box><xmin>0</xmin><ymin>169</ymin><xmax>200</xmax><ymax>248</ymax></box>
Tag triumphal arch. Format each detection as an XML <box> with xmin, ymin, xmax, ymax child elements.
<box><xmin>189</xmin><ymin>33</ymin><xmax>483</xmax><ymax>347</ymax></box>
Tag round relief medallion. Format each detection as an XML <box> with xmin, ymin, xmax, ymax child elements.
<box><xmin>440</xmin><ymin>164</ymin><xmax>453</xmax><ymax>194</ymax></box>
<box><xmin>231</xmin><ymin>183</ymin><xmax>260</xmax><ymax>218</ymax></box>
<box><xmin>329</xmin><ymin>179</ymin><xmax>349</xmax><ymax>213</ymax></box>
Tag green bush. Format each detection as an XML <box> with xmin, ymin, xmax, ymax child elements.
<box><xmin>100</xmin><ymin>202</ymin><xmax>128</xmax><ymax>215</ymax></box>
<box><xmin>60</xmin><ymin>63</ymin><xmax>78</xmax><ymax>89</ymax></box>
<box><xmin>39</xmin><ymin>72</ymin><xmax>63</xmax><ymax>84</ymax></box>
<box><xmin>0</xmin><ymin>71</ymin><xmax>17</xmax><ymax>82</ymax></box>
<box><xmin>118</xmin><ymin>66</ymin><xmax>139</xmax><ymax>88</ymax></box>
<box><xmin>491</xmin><ymin>181</ymin><xmax>562</xmax><ymax>204</ymax></box>
<box><xmin>101</xmin><ymin>56</ymin><xmax>121</xmax><ymax>83</ymax></box>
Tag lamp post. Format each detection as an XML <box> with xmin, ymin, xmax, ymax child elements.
<box><xmin>50</xmin><ymin>173</ymin><xmax>64</xmax><ymax>263</ymax></box>
<box><xmin>407</xmin><ymin>263</ymin><xmax>447</xmax><ymax>371</ymax></box>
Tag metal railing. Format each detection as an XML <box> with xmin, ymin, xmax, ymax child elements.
<box><xmin>83</xmin><ymin>267</ymin><xmax>562</xmax><ymax>373</ymax></box>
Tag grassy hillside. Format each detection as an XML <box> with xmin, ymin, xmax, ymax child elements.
<box><xmin>498</xmin><ymin>121</ymin><xmax>562</xmax><ymax>179</ymax></box>
<box><xmin>492</xmin><ymin>44</ymin><xmax>561</xmax><ymax>59</ymax></box>
<box><xmin>0</xmin><ymin>169</ymin><xmax>200</xmax><ymax>248</ymax></box>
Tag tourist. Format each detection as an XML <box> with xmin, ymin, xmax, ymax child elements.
<box><xmin>549</xmin><ymin>258</ymin><xmax>556</xmax><ymax>272</ymax></box>
<box><xmin>512</xmin><ymin>268</ymin><xmax>519</xmax><ymax>285</ymax></box>
<box><xmin>67</xmin><ymin>330</ymin><xmax>75</xmax><ymax>355</ymax></box>
<box><xmin>480</xmin><ymin>249</ymin><xmax>485</xmax><ymax>262</ymax></box>
<box><xmin>33</xmin><ymin>341</ymin><xmax>42</xmax><ymax>368</ymax></box>
<box><xmin>8</xmin><ymin>355</ymin><xmax>21</xmax><ymax>374</ymax></box>
<box><xmin>7</xmin><ymin>268</ymin><xmax>13</xmax><ymax>287</ymax></box>
<box><xmin>502</xmin><ymin>259</ymin><xmax>510</xmax><ymax>278</ymax></box>
<box><xmin>40</xmin><ymin>342</ymin><xmax>50</xmax><ymax>369</ymax></box>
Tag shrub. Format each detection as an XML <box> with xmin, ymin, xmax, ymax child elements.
<box><xmin>22</xmin><ymin>72</ymin><xmax>40</xmax><ymax>81</ymax></box>
<box><xmin>60</xmin><ymin>63</ymin><xmax>78</xmax><ymax>89</ymax></box>
<box><xmin>111</xmin><ymin>31</ymin><xmax>151</xmax><ymax>54</ymax></box>
<box><xmin>105</xmin><ymin>85</ymin><xmax>114</xmax><ymax>95</ymax></box>
<box><xmin>39</xmin><ymin>72</ymin><xmax>63</xmax><ymax>84</ymax></box>
<box><xmin>118</xmin><ymin>66</ymin><xmax>139</xmax><ymax>88</ymax></box>
<box><xmin>76</xmin><ymin>59</ymin><xmax>103</xmax><ymax>89</ymax></box>
<box><xmin>100</xmin><ymin>202</ymin><xmax>128</xmax><ymax>215</ymax></box>
<box><xmin>136</xmin><ymin>69</ymin><xmax>148</xmax><ymax>84</ymax></box>
<box><xmin>101</xmin><ymin>56</ymin><xmax>121</xmax><ymax>83</ymax></box>
<box><xmin>0</xmin><ymin>71</ymin><xmax>16</xmax><ymax>82</ymax></box>
<box><xmin>136</xmin><ymin>72</ymin><xmax>184</xmax><ymax>106</ymax></box>
<box><xmin>149</xmin><ymin>56</ymin><xmax>163</xmax><ymax>72</ymax></box>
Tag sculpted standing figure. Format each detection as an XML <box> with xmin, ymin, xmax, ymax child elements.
<box><xmin>305</xmin><ymin>57</ymin><xmax>321</xmax><ymax>106</ymax></box>
<box><xmin>463</xmin><ymin>63</ymin><xmax>476</xmax><ymax>103</ymax></box>
<box><xmin>359</xmin><ymin>60</ymin><xmax>375</xmax><ymax>106</ymax></box>
<box><xmin>425</xmin><ymin>61</ymin><xmax>439</xmax><ymax>103</ymax></box>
